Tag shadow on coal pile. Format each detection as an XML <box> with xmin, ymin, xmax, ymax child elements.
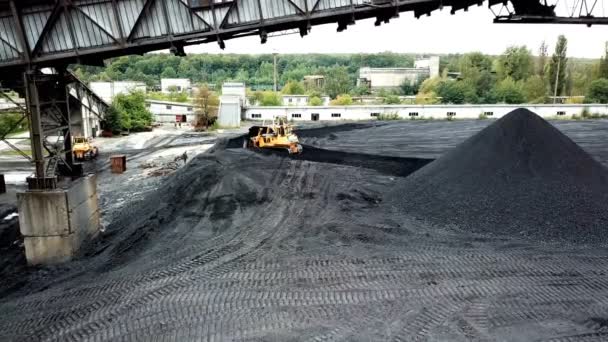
<box><xmin>256</xmin><ymin>145</ymin><xmax>432</xmax><ymax>178</ymax></box>
<box><xmin>226</xmin><ymin>133</ymin><xmax>432</xmax><ymax>178</ymax></box>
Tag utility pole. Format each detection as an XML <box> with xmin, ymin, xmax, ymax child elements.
<box><xmin>553</xmin><ymin>56</ymin><xmax>561</xmax><ymax>104</ymax></box>
<box><xmin>273</xmin><ymin>52</ymin><xmax>278</xmax><ymax>92</ymax></box>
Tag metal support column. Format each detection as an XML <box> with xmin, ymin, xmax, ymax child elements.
<box><xmin>23</xmin><ymin>69</ymin><xmax>83</xmax><ymax>190</ymax></box>
<box><xmin>23</xmin><ymin>71</ymin><xmax>50</xmax><ymax>189</ymax></box>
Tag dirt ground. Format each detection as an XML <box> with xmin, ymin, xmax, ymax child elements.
<box><xmin>1</xmin><ymin>119</ymin><xmax>608</xmax><ymax>341</ymax></box>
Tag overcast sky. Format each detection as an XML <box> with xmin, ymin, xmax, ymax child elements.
<box><xmin>184</xmin><ymin>5</ymin><xmax>608</xmax><ymax>58</ymax></box>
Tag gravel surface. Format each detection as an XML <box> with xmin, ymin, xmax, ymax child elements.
<box><xmin>1</xmin><ymin>118</ymin><xmax>608</xmax><ymax>341</ymax></box>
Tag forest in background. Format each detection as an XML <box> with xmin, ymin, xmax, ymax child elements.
<box><xmin>71</xmin><ymin>35</ymin><xmax>608</xmax><ymax>105</ymax></box>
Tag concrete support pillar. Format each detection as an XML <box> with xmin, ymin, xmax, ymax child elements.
<box><xmin>17</xmin><ymin>174</ymin><xmax>100</xmax><ymax>265</ymax></box>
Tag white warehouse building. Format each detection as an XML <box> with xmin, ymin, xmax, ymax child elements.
<box><xmin>146</xmin><ymin>100</ymin><xmax>196</xmax><ymax>124</ymax></box>
<box><xmin>245</xmin><ymin>104</ymin><xmax>608</xmax><ymax>122</ymax></box>
<box><xmin>90</xmin><ymin>81</ymin><xmax>146</xmax><ymax>104</ymax></box>
<box><xmin>358</xmin><ymin>56</ymin><xmax>441</xmax><ymax>91</ymax></box>
<box><xmin>161</xmin><ymin>78</ymin><xmax>191</xmax><ymax>94</ymax></box>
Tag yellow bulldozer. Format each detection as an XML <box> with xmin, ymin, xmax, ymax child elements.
<box><xmin>244</xmin><ymin>116</ymin><xmax>303</xmax><ymax>154</ymax></box>
<box><xmin>72</xmin><ymin>136</ymin><xmax>99</xmax><ymax>161</ymax></box>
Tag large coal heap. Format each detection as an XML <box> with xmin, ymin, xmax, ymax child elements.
<box><xmin>392</xmin><ymin>108</ymin><xmax>608</xmax><ymax>244</ymax></box>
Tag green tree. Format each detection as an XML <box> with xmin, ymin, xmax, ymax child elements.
<box><xmin>103</xmin><ymin>106</ymin><xmax>123</xmax><ymax>134</ymax></box>
<box><xmin>282</xmin><ymin>81</ymin><xmax>306</xmax><ymax>95</ymax></box>
<box><xmin>598</xmin><ymin>43</ymin><xmax>608</xmax><ymax>79</ymax></box>
<box><xmin>351</xmin><ymin>85</ymin><xmax>371</xmax><ymax>96</ymax></box>
<box><xmin>494</xmin><ymin>77</ymin><xmax>525</xmax><ymax>104</ymax></box>
<box><xmin>587</xmin><ymin>78</ymin><xmax>608</xmax><ymax>103</ymax></box>
<box><xmin>260</xmin><ymin>91</ymin><xmax>282</xmax><ymax>106</ymax></box>
<box><xmin>247</xmin><ymin>90</ymin><xmax>264</xmax><ymax>106</ymax></box>
<box><xmin>384</xmin><ymin>95</ymin><xmax>401</xmax><ymax>104</ymax></box>
<box><xmin>436</xmin><ymin>81</ymin><xmax>478</xmax><ymax>104</ymax></box>
<box><xmin>161</xmin><ymin>66</ymin><xmax>177</xmax><ymax>79</ymax></box>
<box><xmin>457</xmin><ymin>52</ymin><xmax>495</xmax><ymax>103</ymax></box>
<box><xmin>330</xmin><ymin>94</ymin><xmax>353</xmax><ymax>106</ymax></box>
<box><xmin>113</xmin><ymin>91</ymin><xmax>153</xmax><ymax>131</ymax></box>
<box><xmin>538</xmin><ymin>41</ymin><xmax>549</xmax><ymax>76</ymax></box>
<box><xmin>194</xmin><ymin>84</ymin><xmax>219</xmax><ymax>129</ymax></box>
<box><xmin>0</xmin><ymin>113</ymin><xmax>28</xmax><ymax>137</ymax></box>
<box><xmin>324</xmin><ymin>67</ymin><xmax>352</xmax><ymax>99</ymax></box>
<box><xmin>418</xmin><ymin>76</ymin><xmax>442</xmax><ymax>95</ymax></box>
<box><xmin>548</xmin><ymin>35</ymin><xmax>568</xmax><ymax>97</ymax></box>
<box><xmin>400</xmin><ymin>78</ymin><xmax>423</xmax><ymax>96</ymax></box>
<box><xmin>308</xmin><ymin>96</ymin><xmax>323</xmax><ymax>106</ymax></box>
<box><xmin>523</xmin><ymin>75</ymin><xmax>548</xmax><ymax>103</ymax></box>
<box><xmin>497</xmin><ymin>46</ymin><xmax>533</xmax><ymax>81</ymax></box>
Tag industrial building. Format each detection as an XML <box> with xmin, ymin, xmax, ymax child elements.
<box><xmin>146</xmin><ymin>100</ymin><xmax>196</xmax><ymax>124</ymax></box>
<box><xmin>303</xmin><ymin>75</ymin><xmax>325</xmax><ymax>89</ymax></box>
<box><xmin>358</xmin><ymin>56</ymin><xmax>441</xmax><ymax>92</ymax></box>
<box><xmin>282</xmin><ymin>95</ymin><xmax>331</xmax><ymax>106</ymax></box>
<box><xmin>245</xmin><ymin>103</ymin><xmax>608</xmax><ymax>122</ymax></box>
<box><xmin>90</xmin><ymin>81</ymin><xmax>147</xmax><ymax>104</ymax></box>
<box><xmin>161</xmin><ymin>78</ymin><xmax>192</xmax><ymax>94</ymax></box>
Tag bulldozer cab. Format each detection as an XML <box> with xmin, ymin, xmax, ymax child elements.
<box><xmin>73</xmin><ymin>137</ymin><xmax>88</xmax><ymax>144</ymax></box>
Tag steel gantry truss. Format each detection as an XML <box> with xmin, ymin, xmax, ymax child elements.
<box><xmin>4</xmin><ymin>0</ymin><xmax>607</xmax><ymax>74</ymax></box>
<box><xmin>1</xmin><ymin>70</ymin><xmax>108</xmax><ymax>190</ymax></box>
<box><xmin>492</xmin><ymin>0</ymin><xmax>608</xmax><ymax>25</ymax></box>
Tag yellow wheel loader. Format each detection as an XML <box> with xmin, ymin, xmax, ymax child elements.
<box><xmin>72</xmin><ymin>137</ymin><xmax>99</xmax><ymax>161</ymax></box>
<box><xmin>244</xmin><ymin>116</ymin><xmax>303</xmax><ymax>154</ymax></box>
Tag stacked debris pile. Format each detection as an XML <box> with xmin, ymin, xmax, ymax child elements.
<box><xmin>392</xmin><ymin>108</ymin><xmax>608</xmax><ymax>244</ymax></box>
<box><xmin>139</xmin><ymin>154</ymin><xmax>187</xmax><ymax>177</ymax></box>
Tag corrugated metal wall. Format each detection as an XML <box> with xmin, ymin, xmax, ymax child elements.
<box><xmin>218</xmin><ymin>99</ymin><xmax>242</xmax><ymax>128</ymax></box>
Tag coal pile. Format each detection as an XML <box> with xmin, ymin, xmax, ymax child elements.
<box><xmin>392</xmin><ymin>108</ymin><xmax>608</xmax><ymax>244</ymax></box>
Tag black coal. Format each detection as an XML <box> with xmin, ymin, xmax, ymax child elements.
<box><xmin>392</xmin><ymin>108</ymin><xmax>608</xmax><ymax>243</ymax></box>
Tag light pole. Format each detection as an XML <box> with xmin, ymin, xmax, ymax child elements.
<box><xmin>273</xmin><ymin>52</ymin><xmax>278</xmax><ymax>92</ymax></box>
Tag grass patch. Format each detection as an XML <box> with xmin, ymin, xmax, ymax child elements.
<box><xmin>5</xmin><ymin>130</ymin><xmax>28</xmax><ymax>138</ymax></box>
<box><xmin>0</xmin><ymin>149</ymin><xmax>32</xmax><ymax>157</ymax></box>
<box><xmin>377</xmin><ymin>113</ymin><xmax>401</xmax><ymax>121</ymax></box>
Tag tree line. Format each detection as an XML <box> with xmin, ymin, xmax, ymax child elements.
<box><xmin>71</xmin><ymin>37</ymin><xmax>608</xmax><ymax>105</ymax></box>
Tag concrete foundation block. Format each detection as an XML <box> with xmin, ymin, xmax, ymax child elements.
<box><xmin>17</xmin><ymin>174</ymin><xmax>100</xmax><ymax>265</ymax></box>
<box><xmin>17</xmin><ymin>190</ymin><xmax>69</xmax><ymax>236</ymax></box>
<box><xmin>23</xmin><ymin>235</ymin><xmax>78</xmax><ymax>265</ymax></box>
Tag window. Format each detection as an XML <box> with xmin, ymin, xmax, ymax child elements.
<box><xmin>370</xmin><ymin>113</ymin><xmax>380</xmax><ymax>117</ymax></box>
<box><xmin>289</xmin><ymin>98</ymin><xmax>293</xmax><ymax>103</ymax></box>
<box><xmin>251</xmin><ymin>113</ymin><xmax>262</xmax><ymax>118</ymax></box>
<box><xmin>447</xmin><ymin>112</ymin><xmax>456</xmax><ymax>117</ymax></box>
<box><xmin>409</xmin><ymin>112</ymin><xmax>419</xmax><ymax>117</ymax></box>
<box><xmin>292</xmin><ymin>113</ymin><xmax>302</xmax><ymax>118</ymax></box>
<box><xmin>166</xmin><ymin>105</ymin><xmax>172</xmax><ymax>110</ymax></box>
<box><xmin>187</xmin><ymin>107</ymin><xmax>193</xmax><ymax>112</ymax></box>
<box><xmin>484</xmin><ymin>112</ymin><xmax>494</xmax><ymax>116</ymax></box>
<box><xmin>331</xmin><ymin>113</ymin><xmax>341</xmax><ymax>118</ymax></box>
<box><xmin>557</xmin><ymin>111</ymin><xmax>566</xmax><ymax>116</ymax></box>
<box><xmin>145</xmin><ymin>103</ymin><xmax>151</xmax><ymax>108</ymax></box>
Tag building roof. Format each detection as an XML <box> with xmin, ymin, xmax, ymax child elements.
<box><xmin>145</xmin><ymin>99</ymin><xmax>194</xmax><ymax>106</ymax></box>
